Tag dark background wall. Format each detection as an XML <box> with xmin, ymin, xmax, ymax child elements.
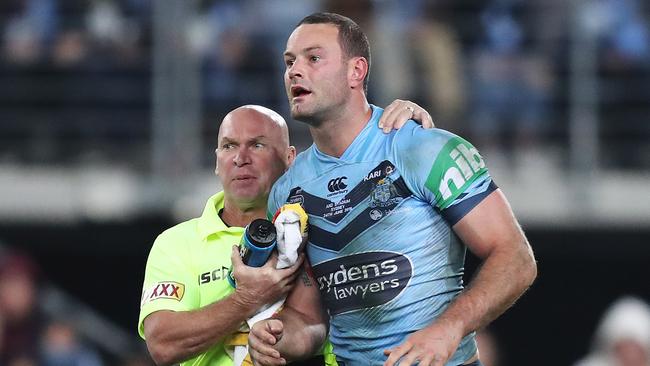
<box><xmin>2</xmin><ymin>221</ymin><xmax>649</xmax><ymax>366</ymax></box>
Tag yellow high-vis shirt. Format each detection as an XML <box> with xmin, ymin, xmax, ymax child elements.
<box><xmin>138</xmin><ymin>191</ymin><xmax>242</xmax><ymax>366</ymax></box>
<box><xmin>138</xmin><ymin>191</ymin><xmax>337</xmax><ymax>366</ymax></box>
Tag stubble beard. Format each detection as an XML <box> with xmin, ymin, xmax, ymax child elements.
<box><xmin>290</xmin><ymin>89</ymin><xmax>349</xmax><ymax>129</ymax></box>
<box><xmin>290</xmin><ymin>103</ymin><xmax>324</xmax><ymax>128</ymax></box>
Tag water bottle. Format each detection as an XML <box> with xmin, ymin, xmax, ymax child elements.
<box><xmin>227</xmin><ymin>218</ymin><xmax>277</xmax><ymax>287</ymax></box>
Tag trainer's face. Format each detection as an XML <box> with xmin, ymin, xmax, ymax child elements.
<box><xmin>216</xmin><ymin>109</ymin><xmax>292</xmax><ymax>209</ymax></box>
<box><xmin>284</xmin><ymin>23</ymin><xmax>350</xmax><ymax>125</ymax></box>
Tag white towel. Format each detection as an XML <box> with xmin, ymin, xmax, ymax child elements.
<box><xmin>230</xmin><ymin>207</ymin><xmax>306</xmax><ymax>365</ymax></box>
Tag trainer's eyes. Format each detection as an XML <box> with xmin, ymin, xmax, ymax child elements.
<box><xmin>221</xmin><ymin>143</ymin><xmax>235</xmax><ymax>150</ymax></box>
<box><xmin>285</xmin><ymin>59</ymin><xmax>295</xmax><ymax>67</ymax></box>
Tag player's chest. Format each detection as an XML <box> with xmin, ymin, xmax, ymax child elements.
<box><xmin>287</xmin><ymin>160</ymin><xmax>408</xmax><ymax>224</ymax></box>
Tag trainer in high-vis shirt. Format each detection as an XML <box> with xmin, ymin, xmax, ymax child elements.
<box><xmin>139</xmin><ymin>192</ymin><xmax>242</xmax><ymax>366</ymax></box>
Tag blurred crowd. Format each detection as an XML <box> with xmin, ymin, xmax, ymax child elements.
<box><xmin>0</xmin><ymin>250</ymin><xmax>153</xmax><ymax>366</ymax></box>
<box><xmin>0</xmin><ymin>0</ymin><xmax>649</xmax><ymax>169</ymax></box>
<box><xmin>574</xmin><ymin>296</ymin><xmax>650</xmax><ymax>366</ymax></box>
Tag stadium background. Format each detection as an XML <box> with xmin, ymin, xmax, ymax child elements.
<box><xmin>0</xmin><ymin>0</ymin><xmax>649</xmax><ymax>365</ymax></box>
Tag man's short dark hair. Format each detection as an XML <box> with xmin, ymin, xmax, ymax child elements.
<box><xmin>297</xmin><ymin>12</ymin><xmax>371</xmax><ymax>95</ymax></box>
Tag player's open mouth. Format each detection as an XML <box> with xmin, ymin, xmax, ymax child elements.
<box><xmin>291</xmin><ymin>86</ymin><xmax>311</xmax><ymax>98</ymax></box>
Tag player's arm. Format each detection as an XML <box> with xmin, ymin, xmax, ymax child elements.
<box><xmin>385</xmin><ymin>131</ymin><xmax>537</xmax><ymax>366</ymax></box>
<box><xmin>248</xmin><ymin>264</ymin><xmax>328</xmax><ymax>365</ymax></box>
<box><xmin>385</xmin><ymin>190</ymin><xmax>536</xmax><ymax>366</ymax></box>
<box><xmin>442</xmin><ymin>189</ymin><xmax>536</xmax><ymax>339</ymax></box>
<box><xmin>144</xmin><ymin>248</ymin><xmax>303</xmax><ymax>365</ymax></box>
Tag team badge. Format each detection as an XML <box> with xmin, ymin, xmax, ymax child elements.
<box><xmin>369</xmin><ymin>178</ymin><xmax>403</xmax><ymax>208</ymax></box>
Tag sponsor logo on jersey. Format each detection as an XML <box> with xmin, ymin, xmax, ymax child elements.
<box><xmin>327</xmin><ymin>176</ymin><xmax>348</xmax><ymax>197</ymax></box>
<box><xmin>364</xmin><ymin>169</ymin><xmax>382</xmax><ymax>181</ymax></box>
<box><xmin>287</xmin><ymin>187</ymin><xmax>305</xmax><ymax>206</ymax></box>
<box><xmin>312</xmin><ymin>251</ymin><xmax>412</xmax><ymax>315</ymax></box>
<box><xmin>198</xmin><ymin>266</ymin><xmax>229</xmax><ymax>285</ymax></box>
<box><xmin>141</xmin><ymin>281</ymin><xmax>185</xmax><ymax>307</ymax></box>
<box><xmin>425</xmin><ymin>137</ymin><xmax>487</xmax><ymax>209</ymax></box>
<box><xmin>369</xmin><ymin>209</ymin><xmax>383</xmax><ymax>221</ymax></box>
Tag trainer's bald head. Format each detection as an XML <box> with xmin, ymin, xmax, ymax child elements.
<box><xmin>218</xmin><ymin>105</ymin><xmax>291</xmax><ymax>148</ymax></box>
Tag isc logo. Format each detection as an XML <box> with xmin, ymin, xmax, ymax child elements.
<box><xmin>439</xmin><ymin>144</ymin><xmax>485</xmax><ymax>200</ymax></box>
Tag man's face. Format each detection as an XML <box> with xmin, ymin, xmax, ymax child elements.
<box><xmin>216</xmin><ymin>109</ymin><xmax>291</xmax><ymax>209</ymax></box>
<box><xmin>284</xmin><ymin>23</ymin><xmax>350</xmax><ymax>124</ymax></box>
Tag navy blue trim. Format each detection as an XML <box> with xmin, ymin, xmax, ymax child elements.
<box><xmin>286</xmin><ymin>161</ymin><xmax>398</xmax><ymax>224</ymax></box>
<box><xmin>442</xmin><ymin>180</ymin><xmax>498</xmax><ymax>226</ymax></box>
<box><xmin>306</xmin><ymin>177</ymin><xmax>412</xmax><ymax>251</ymax></box>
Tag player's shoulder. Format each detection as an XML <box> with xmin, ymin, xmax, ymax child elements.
<box><xmin>392</xmin><ymin>124</ymin><xmax>463</xmax><ymax>157</ymax></box>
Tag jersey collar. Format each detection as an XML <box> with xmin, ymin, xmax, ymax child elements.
<box><xmin>197</xmin><ymin>191</ymin><xmax>243</xmax><ymax>240</ymax></box>
<box><xmin>311</xmin><ymin>104</ymin><xmax>382</xmax><ymax>162</ymax></box>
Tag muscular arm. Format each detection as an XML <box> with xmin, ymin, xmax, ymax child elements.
<box><xmin>275</xmin><ymin>269</ymin><xmax>328</xmax><ymax>360</ymax></box>
<box><xmin>441</xmin><ymin>188</ymin><xmax>537</xmax><ymax>336</ymax></box>
<box><xmin>144</xmin><ymin>291</ymin><xmax>260</xmax><ymax>365</ymax></box>
<box><xmin>144</xmin><ymin>248</ymin><xmax>303</xmax><ymax>365</ymax></box>
<box><xmin>248</xmin><ymin>266</ymin><xmax>328</xmax><ymax>365</ymax></box>
<box><xmin>384</xmin><ymin>189</ymin><xmax>537</xmax><ymax>366</ymax></box>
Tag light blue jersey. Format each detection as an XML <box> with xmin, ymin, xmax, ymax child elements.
<box><xmin>268</xmin><ymin>106</ymin><xmax>497</xmax><ymax>366</ymax></box>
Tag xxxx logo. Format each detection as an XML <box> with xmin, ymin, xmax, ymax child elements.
<box><xmin>141</xmin><ymin>281</ymin><xmax>185</xmax><ymax>307</ymax></box>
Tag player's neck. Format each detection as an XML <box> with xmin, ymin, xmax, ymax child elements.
<box><xmin>310</xmin><ymin>100</ymin><xmax>372</xmax><ymax>158</ymax></box>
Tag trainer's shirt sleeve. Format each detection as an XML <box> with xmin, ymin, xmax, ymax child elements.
<box><xmin>393</xmin><ymin>126</ymin><xmax>497</xmax><ymax>225</ymax></box>
<box><xmin>138</xmin><ymin>229</ymin><xmax>197</xmax><ymax>338</ymax></box>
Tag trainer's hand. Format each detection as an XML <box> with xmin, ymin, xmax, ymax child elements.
<box><xmin>230</xmin><ymin>246</ymin><xmax>304</xmax><ymax>311</ymax></box>
<box><xmin>378</xmin><ymin>99</ymin><xmax>435</xmax><ymax>133</ymax></box>
<box><xmin>249</xmin><ymin>318</ymin><xmax>286</xmax><ymax>366</ymax></box>
<box><xmin>383</xmin><ymin>321</ymin><xmax>463</xmax><ymax>366</ymax></box>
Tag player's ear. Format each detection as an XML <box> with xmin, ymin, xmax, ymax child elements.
<box><xmin>287</xmin><ymin>146</ymin><xmax>296</xmax><ymax>167</ymax></box>
<box><xmin>348</xmin><ymin>56</ymin><xmax>368</xmax><ymax>90</ymax></box>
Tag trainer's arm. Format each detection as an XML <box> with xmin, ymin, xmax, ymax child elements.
<box><xmin>144</xmin><ymin>292</ymin><xmax>258</xmax><ymax>365</ymax></box>
<box><xmin>443</xmin><ymin>188</ymin><xmax>537</xmax><ymax>335</ymax></box>
<box><xmin>144</xmin><ymin>248</ymin><xmax>302</xmax><ymax>365</ymax></box>
<box><xmin>248</xmin><ymin>266</ymin><xmax>328</xmax><ymax>365</ymax></box>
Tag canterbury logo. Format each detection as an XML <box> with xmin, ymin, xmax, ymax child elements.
<box><xmin>327</xmin><ymin>177</ymin><xmax>348</xmax><ymax>192</ymax></box>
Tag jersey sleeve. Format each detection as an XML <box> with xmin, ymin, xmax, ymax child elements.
<box><xmin>393</xmin><ymin>126</ymin><xmax>497</xmax><ymax>225</ymax></box>
<box><xmin>138</xmin><ymin>230</ymin><xmax>198</xmax><ymax>338</ymax></box>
